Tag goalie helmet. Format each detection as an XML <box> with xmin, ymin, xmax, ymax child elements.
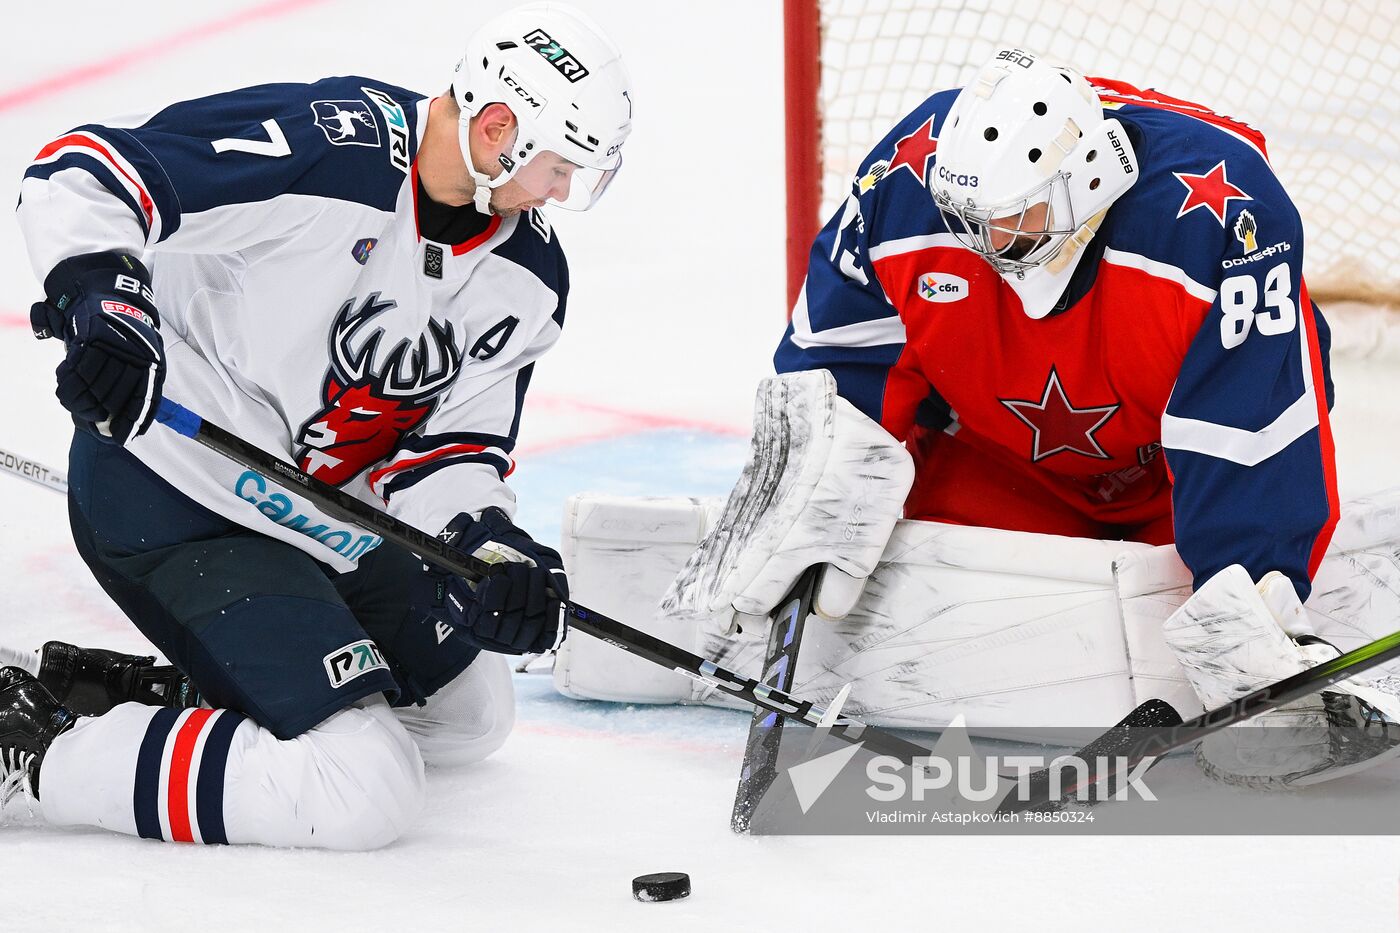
<box><xmin>930</xmin><ymin>48</ymin><xmax>1137</xmax><ymax>296</ymax></box>
<box><xmin>452</xmin><ymin>2</ymin><xmax>633</xmax><ymax>213</ymax></box>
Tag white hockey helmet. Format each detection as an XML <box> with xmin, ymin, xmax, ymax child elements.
<box><xmin>452</xmin><ymin>2</ymin><xmax>633</xmax><ymax>212</ymax></box>
<box><xmin>931</xmin><ymin>48</ymin><xmax>1137</xmax><ymax>277</ymax></box>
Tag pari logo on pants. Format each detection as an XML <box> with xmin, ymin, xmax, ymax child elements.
<box><xmin>324</xmin><ymin>639</ymin><xmax>388</xmax><ymax>689</ymax></box>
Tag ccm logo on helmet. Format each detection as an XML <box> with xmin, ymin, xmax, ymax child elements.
<box><xmin>936</xmin><ymin>164</ymin><xmax>978</xmax><ymax>188</ymax></box>
<box><xmin>500</xmin><ymin>67</ymin><xmax>546</xmax><ymax>112</ymax></box>
<box><xmin>918</xmin><ymin>272</ymin><xmax>969</xmax><ymax>303</ymax></box>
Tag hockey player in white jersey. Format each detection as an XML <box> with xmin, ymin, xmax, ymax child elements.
<box><xmin>2</xmin><ymin>2</ymin><xmax>632</xmax><ymax>849</ymax></box>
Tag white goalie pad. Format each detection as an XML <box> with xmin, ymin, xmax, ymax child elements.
<box><xmin>760</xmin><ymin>521</ymin><xmax>1155</xmax><ymax>732</ymax></box>
<box><xmin>1115</xmin><ymin>486</ymin><xmax>1400</xmax><ymax>719</ymax></box>
<box><xmin>556</xmin><ymin>490</ymin><xmax>1159</xmax><ymax>730</ymax></box>
<box><xmin>553</xmin><ymin>495</ymin><xmax>720</xmax><ymax>704</ymax></box>
<box><xmin>555</xmin><ymin>488</ymin><xmax>1400</xmax><ymax>731</ymax></box>
<box><xmin>1304</xmin><ymin>489</ymin><xmax>1400</xmax><ymax>662</ymax></box>
<box><xmin>660</xmin><ymin>370</ymin><xmax>914</xmax><ymax>633</ymax></box>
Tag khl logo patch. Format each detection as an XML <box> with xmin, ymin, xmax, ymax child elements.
<box><xmin>424</xmin><ymin>243</ymin><xmax>444</xmax><ymax>279</ymax></box>
<box><xmin>324</xmin><ymin>639</ymin><xmax>388</xmax><ymax>688</ymax></box>
<box><xmin>917</xmin><ymin>272</ymin><xmax>969</xmax><ymax>303</ymax></box>
<box><xmin>310</xmin><ymin>100</ymin><xmax>381</xmax><ymax>147</ymax></box>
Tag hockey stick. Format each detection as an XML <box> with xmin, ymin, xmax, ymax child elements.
<box><xmin>152</xmin><ymin>398</ymin><xmax>934</xmax><ymax>761</ymax></box>
<box><xmin>998</xmin><ymin>627</ymin><xmax>1400</xmax><ymax>813</ymax></box>
<box><xmin>730</xmin><ymin>565</ymin><xmax>820</xmax><ymax>834</ymax></box>
<box><xmin>0</xmin><ymin>445</ymin><xmax>68</xmax><ymax>495</ymax></box>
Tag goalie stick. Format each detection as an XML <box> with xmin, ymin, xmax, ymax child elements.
<box><xmin>998</xmin><ymin>627</ymin><xmax>1400</xmax><ymax>814</ymax></box>
<box><xmin>151</xmin><ymin>398</ymin><xmax>934</xmax><ymax>762</ymax></box>
<box><xmin>730</xmin><ymin>565</ymin><xmax>821</xmax><ymax>834</ymax></box>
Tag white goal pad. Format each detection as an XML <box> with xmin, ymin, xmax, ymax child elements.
<box><xmin>555</xmin><ymin>489</ymin><xmax>1400</xmax><ymax>730</ymax></box>
<box><xmin>554</xmin><ymin>495</ymin><xmax>723</xmax><ymax>704</ymax></box>
<box><xmin>555</xmin><ymin>493</ymin><xmax>1159</xmax><ymax>729</ymax></box>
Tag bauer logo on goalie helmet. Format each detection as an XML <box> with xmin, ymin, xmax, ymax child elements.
<box><xmin>994</xmin><ymin>48</ymin><xmax>1036</xmax><ymax>68</ymax></box>
<box><xmin>918</xmin><ymin>272</ymin><xmax>969</xmax><ymax>303</ymax></box>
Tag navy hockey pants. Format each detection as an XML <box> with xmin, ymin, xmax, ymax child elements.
<box><xmin>64</xmin><ymin>430</ymin><xmax>480</xmax><ymax>739</ymax></box>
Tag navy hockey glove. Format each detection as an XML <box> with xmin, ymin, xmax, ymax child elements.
<box><xmin>419</xmin><ymin>507</ymin><xmax>569</xmax><ymax>655</ymax></box>
<box><xmin>31</xmin><ymin>251</ymin><xmax>165</xmax><ymax>446</ymax></box>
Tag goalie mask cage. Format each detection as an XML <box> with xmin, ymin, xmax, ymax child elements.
<box><xmin>783</xmin><ymin>0</ymin><xmax>1400</xmax><ymax>356</ymax></box>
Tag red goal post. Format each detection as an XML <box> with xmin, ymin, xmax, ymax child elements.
<box><xmin>783</xmin><ymin>0</ymin><xmax>1400</xmax><ymax>352</ymax></box>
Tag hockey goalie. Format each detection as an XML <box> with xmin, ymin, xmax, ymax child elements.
<box><xmin>555</xmin><ymin>48</ymin><xmax>1400</xmax><ymax>788</ymax></box>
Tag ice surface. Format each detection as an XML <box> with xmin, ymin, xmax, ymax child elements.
<box><xmin>1</xmin><ymin>2</ymin><xmax>1398</xmax><ymax>929</ymax></box>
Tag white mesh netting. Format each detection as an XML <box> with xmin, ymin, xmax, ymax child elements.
<box><xmin>814</xmin><ymin>0</ymin><xmax>1400</xmax><ymax>308</ymax></box>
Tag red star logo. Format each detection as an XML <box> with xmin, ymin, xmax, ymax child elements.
<box><xmin>1001</xmin><ymin>368</ymin><xmax>1120</xmax><ymax>462</ymax></box>
<box><xmin>1174</xmin><ymin>160</ymin><xmax>1251</xmax><ymax>226</ymax></box>
<box><xmin>887</xmin><ymin>115</ymin><xmax>939</xmax><ymax>184</ymax></box>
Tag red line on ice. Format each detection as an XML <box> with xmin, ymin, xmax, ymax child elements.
<box><xmin>527</xmin><ymin>394</ymin><xmax>748</xmax><ymax>437</ymax></box>
<box><xmin>0</xmin><ymin>0</ymin><xmax>332</xmax><ymax>113</ymax></box>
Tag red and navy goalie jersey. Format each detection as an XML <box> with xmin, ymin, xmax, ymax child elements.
<box><xmin>775</xmin><ymin>78</ymin><xmax>1338</xmax><ymax>600</ymax></box>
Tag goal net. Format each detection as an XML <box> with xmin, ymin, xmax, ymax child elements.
<box><xmin>785</xmin><ymin>0</ymin><xmax>1400</xmax><ymax>355</ymax></box>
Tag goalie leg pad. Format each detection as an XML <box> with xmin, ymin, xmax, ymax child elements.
<box><xmin>556</xmin><ymin>491</ymin><xmax>1159</xmax><ymax>731</ymax></box>
<box><xmin>554</xmin><ymin>494</ymin><xmax>722</xmax><ymax>705</ymax></box>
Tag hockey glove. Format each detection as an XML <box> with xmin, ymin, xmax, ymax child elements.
<box><xmin>419</xmin><ymin>507</ymin><xmax>569</xmax><ymax>655</ymax></box>
<box><xmin>31</xmin><ymin>251</ymin><xmax>165</xmax><ymax>446</ymax></box>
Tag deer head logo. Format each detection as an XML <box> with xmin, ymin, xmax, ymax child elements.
<box><xmin>296</xmin><ymin>293</ymin><xmax>463</xmax><ymax>485</ymax></box>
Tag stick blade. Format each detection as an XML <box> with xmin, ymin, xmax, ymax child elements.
<box><xmin>996</xmin><ymin>699</ymin><xmax>1184</xmax><ymax>815</ymax></box>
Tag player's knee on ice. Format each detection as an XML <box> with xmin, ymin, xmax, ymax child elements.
<box><xmin>42</xmin><ymin>699</ymin><xmax>426</xmax><ymax>851</ymax></box>
<box><xmin>228</xmin><ymin>700</ymin><xmax>425</xmax><ymax>849</ymax></box>
<box><xmin>394</xmin><ymin>651</ymin><xmax>516</xmax><ymax>768</ymax></box>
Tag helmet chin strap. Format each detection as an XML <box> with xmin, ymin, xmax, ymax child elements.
<box><xmin>458</xmin><ymin>116</ymin><xmax>514</xmax><ymax>214</ymax></box>
<box><xmin>470</xmin><ymin>166</ymin><xmax>497</xmax><ymax>214</ymax></box>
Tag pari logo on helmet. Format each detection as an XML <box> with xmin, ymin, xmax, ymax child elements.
<box><xmin>524</xmin><ymin>28</ymin><xmax>590</xmax><ymax>82</ymax></box>
<box><xmin>452</xmin><ymin>2</ymin><xmax>633</xmax><ymax>213</ymax></box>
<box><xmin>295</xmin><ymin>294</ymin><xmax>463</xmax><ymax>486</ymax></box>
<box><xmin>929</xmin><ymin>47</ymin><xmax>1140</xmax><ymax>317</ymax></box>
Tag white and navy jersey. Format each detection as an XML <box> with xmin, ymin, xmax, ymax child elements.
<box><xmin>776</xmin><ymin>77</ymin><xmax>1337</xmax><ymax>599</ymax></box>
<box><xmin>19</xmin><ymin>75</ymin><xmax>568</xmax><ymax>570</ymax></box>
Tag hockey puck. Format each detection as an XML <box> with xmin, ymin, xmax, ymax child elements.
<box><xmin>632</xmin><ymin>871</ymin><xmax>690</xmax><ymax>902</ymax></box>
